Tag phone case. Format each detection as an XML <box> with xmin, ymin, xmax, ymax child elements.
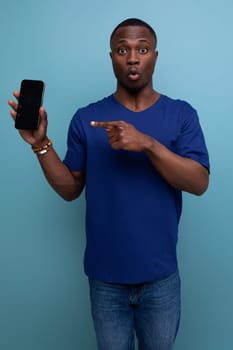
<box><xmin>15</xmin><ymin>79</ymin><xmax>45</xmax><ymax>130</ymax></box>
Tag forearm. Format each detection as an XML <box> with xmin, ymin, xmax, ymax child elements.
<box><xmin>8</xmin><ymin>97</ymin><xmax>85</xmax><ymax>199</ymax></box>
<box><xmin>91</xmin><ymin>120</ymin><xmax>209</xmax><ymax>195</ymax></box>
<box><xmin>143</xmin><ymin>136</ymin><xmax>209</xmax><ymax>195</ymax></box>
<box><xmin>35</xmin><ymin>145</ymin><xmax>85</xmax><ymax>201</ymax></box>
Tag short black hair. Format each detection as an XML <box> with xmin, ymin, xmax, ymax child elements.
<box><xmin>110</xmin><ymin>18</ymin><xmax>157</xmax><ymax>48</ymax></box>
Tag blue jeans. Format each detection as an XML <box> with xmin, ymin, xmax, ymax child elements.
<box><xmin>89</xmin><ymin>271</ymin><xmax>180</xmax><ymax>350</ymax></box>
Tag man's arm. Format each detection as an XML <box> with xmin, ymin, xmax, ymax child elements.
<box><xmin>35</xmin><ymin>144</ymin><xmax>85</xmax><ymax>201</ymax></box>
<box><xmin>91</xmin><ymin>120</ymin><xmax>209</xmax><ymax>195</ymax></box>
<box><xmin>143</xmin><ymin>137</ymin><xmax>209</xmax><ymax>195</ymax></box>
<box><xmin>8</xmin><ymin>92</ymin><xmax>85</xmax><ymax>201</ymax></box>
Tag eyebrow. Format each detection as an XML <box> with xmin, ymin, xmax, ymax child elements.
<box><xmin>116</xmin><ymin>38</ymin><xmax>150</xmax><ymax>44</ymax></box>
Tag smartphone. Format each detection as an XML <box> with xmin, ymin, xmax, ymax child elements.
<box><xmin>15</xmin><ymin>79</ymin><xmax>45</xmax><ymax>130</ymax></box>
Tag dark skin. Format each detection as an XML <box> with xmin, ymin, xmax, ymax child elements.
<box><xmin>8</xmin><ymin>25</ymin><xmax>209</xmax><ymax>199</ymax></box>
<box><xmin>8</xmin><ymin>93</ymin><xmax>85</xmax><ymax>201</ymax></box>
<box><xmin>92</xmin><ymin>26</ymin><xmax>209</xmax><ymax>195</ymax></box>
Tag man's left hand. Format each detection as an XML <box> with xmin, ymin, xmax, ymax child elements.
<box><xmin>91</xmin><ymin>120</ymin><xmax>151</xmax><ymax>152</ymax></box>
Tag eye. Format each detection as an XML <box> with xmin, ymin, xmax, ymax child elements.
<box><xmin>138</xmin><ymin>47</ymin><xmax>149</xmax><ymax>54</ymax></box>
<box><xmin>118</xmin><ymin>47</ymin><xmax>127</xmax><ymax>55</ymax></box>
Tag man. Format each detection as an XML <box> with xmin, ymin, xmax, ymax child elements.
<box><xmin>9</xmin><ymin>18</ymin><xmax>209</xmax><ymax>350</ymax></box>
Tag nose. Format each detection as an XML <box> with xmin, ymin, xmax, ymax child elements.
<box><xmin>127</xmin><ymin>49</ymin><xmax>139</xmax><ymax>65</ymax></box>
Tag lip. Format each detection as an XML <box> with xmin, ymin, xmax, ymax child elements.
<box><xmin>127</xmin><ymin>68</ymin><xmax>140</xmax><ymax>81</ymax></box>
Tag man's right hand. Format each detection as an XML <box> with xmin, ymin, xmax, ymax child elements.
<box><xmin>8</xmin><ymin>90</ymin><xmax>48</xmax><ymax>147</ymax></box>
<box><xmin>8</xmin><ymin>90</ymin><xmax>85</xmax><ymax>201</ymax></box>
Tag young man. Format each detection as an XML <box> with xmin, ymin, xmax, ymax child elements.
<box><xmin>9</xmin><ymin>18</ymin><xmax>209</xmax><ymax>350</ymax></box>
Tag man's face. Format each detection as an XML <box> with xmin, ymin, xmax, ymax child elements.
<box><xmin>110</xmin><ymin>25</ymin><xmax>158</xmax><ymax>92</ymax></box>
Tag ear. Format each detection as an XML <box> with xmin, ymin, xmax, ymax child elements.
<box><xmin>154</xmin><ymin>50</ymin><xmax>159</xmax><ymax>63</ymax></box>
<box><xmin>109</xmin><ymin>51</ymin><xmax>113</xmax><ymax>59</ymax></box>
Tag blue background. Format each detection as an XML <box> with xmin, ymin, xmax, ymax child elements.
<box><xmin>1</xmin><ymin>0</ymin><xmax>233</xmax><ymax>349</ymax></box>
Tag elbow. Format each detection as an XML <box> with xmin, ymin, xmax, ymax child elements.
<box><xmin>62</xmin><ymin>196</ymin><xmax>76</xmax><ymax>202</ymax></box>
<box><xmin>193</xmin><ymin>166</ymin><xmax>210</xmax><ymax>196</ymax></box>
<box><xmin>52</xmin><ymin>183</ymin><xmax>84</xmax><ymax>202</ymax></box>
<box><xmin>55</xmin><ymin>189</ymin><xmax>82</xmax><ymax>202</ymax></box>
<box><xmin>61</xmin><ymin>192</ymin><xmax>81</xmax><ymax>202</ymax></box>
<box><xmin>194</xmin><ymin>187</ymin><xmax>207</xmax><ymax>196</ymax></box>
<box><xmin>193</xmin><ymin>176</ymin><xmax>209</xmax><ymax>196</ymax></box>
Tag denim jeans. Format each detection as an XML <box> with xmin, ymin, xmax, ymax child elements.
<box><xmin>89</xmin><ymin>271</ymin><xmax>180</xmax><ymax>350</ymax></box>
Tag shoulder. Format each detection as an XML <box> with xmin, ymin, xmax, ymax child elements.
<box><xmin>68</xmin><ymin>95</ymin><xmax>114</xmax><ymax>133</ymax></box>
<box><xmin>160</xmin><ymin>95</ymin><xmax>200</xmax><ymax>131</ymax></box>
<box><xmin>69</xmin><ymin>95</ymin><xmax>114</xmax><ymax>128</ymax></box>
<box><xmin>161</xmin><ymin>94</ymin><xmax>197</xmax><ymax>115</ymax></box>
<box><xmin>76</xmin><ymin>95</ymin><xmax>113</xmax><ymax>116</ymax></box>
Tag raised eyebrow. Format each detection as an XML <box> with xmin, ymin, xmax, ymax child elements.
<box><xmin>137</xmin><ymin>38</ymin><xmax>150</xmax><ymax>43</ymax></box>
<box><xmin>116</xmin><ymin>39</ymin><xmax>129</xmax><ymax>45</ymax></box>
<box><xmin>116</xmin><ymin>38</ymin><xmax>150</xmax><ymax>44</ymax></box>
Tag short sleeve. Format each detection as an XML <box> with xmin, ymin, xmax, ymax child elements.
<box><xmin>175</xmin><ymin>108</ymin><xmax>210</xmax><ymax>172</ymax></box>
<box><xmin>63</xmin><ymin>111</ymin><xmax>86</xmax><ymax>171</ymax></box>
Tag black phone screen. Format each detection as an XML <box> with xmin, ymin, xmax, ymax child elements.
<box><xmin>15</xmin><ymin>79</ymin><xmax>45</xmax><ymax>130</ymax></box>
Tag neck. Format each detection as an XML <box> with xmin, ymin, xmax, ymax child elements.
<box><xmin>114</xmin><ymin>86</ymin><xmax>160</xmax><ymax>112</ymax></box>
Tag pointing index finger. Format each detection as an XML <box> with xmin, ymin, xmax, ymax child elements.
<box><xmin>90</xmin><ymin>121</ymin><xmax>120</xmax><ymax>129</ymax></box>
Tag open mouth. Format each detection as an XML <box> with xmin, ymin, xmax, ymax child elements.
<box><xmin>128</xmin><ymin>70</ymin><xmax>140</xmax><ymax>80</ymax></box>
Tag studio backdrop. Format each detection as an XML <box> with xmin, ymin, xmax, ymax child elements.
<box><xmin>0</xmin><ymin>1</ymin><xmax>232</xmax><ymax>349</ymax></box>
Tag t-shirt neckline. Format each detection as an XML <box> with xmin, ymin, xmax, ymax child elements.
<box><xmin>110</xmin><ymin>93</ymin><xmax>164</xmax><ymax>113</ymax></box>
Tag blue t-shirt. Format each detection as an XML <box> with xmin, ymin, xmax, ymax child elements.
<box><xmin>63</xmin><ymin>94</ymin><xmax>210</xmax><ymax>284</ymax></box>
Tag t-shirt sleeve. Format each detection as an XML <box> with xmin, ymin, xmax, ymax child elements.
<box><xmin>63</xmin><ymin>112</ymin><xmax>86</xmax><ymax>172</ymax></box>
<box><xmin>175</xmin><ymin>107</ymin><xmax>210</xmax><ymax>172</ymax></box>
